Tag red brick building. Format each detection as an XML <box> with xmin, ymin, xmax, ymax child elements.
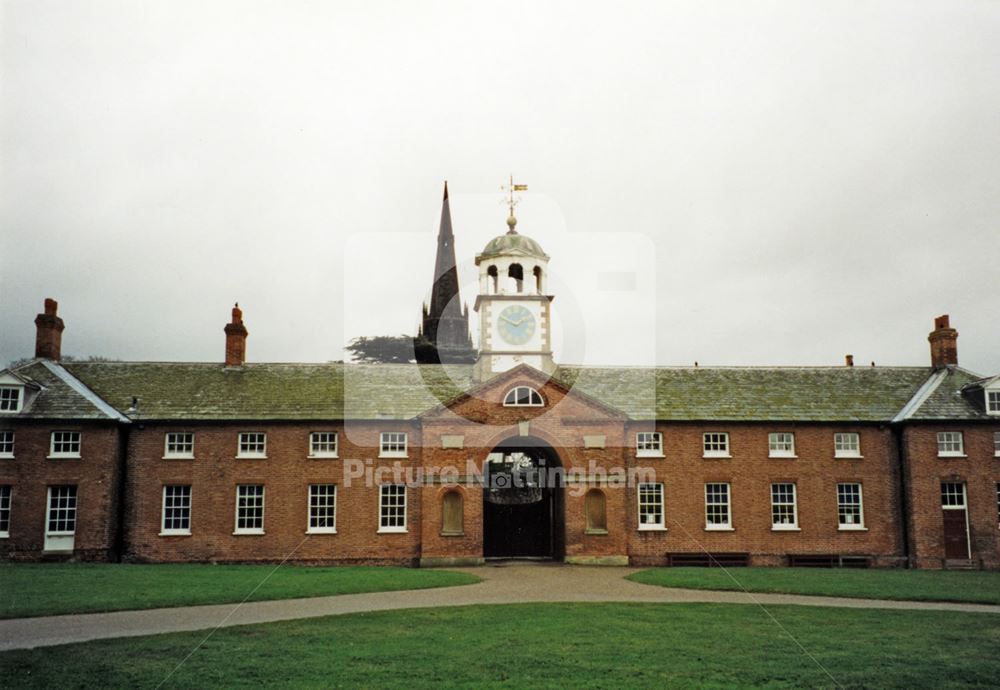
<box><xmin>1</xmin><ymin>194</ymin><xmax>998</xmax><ymax>569</ymax></box>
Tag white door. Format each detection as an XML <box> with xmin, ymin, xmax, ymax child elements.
<box><xmin>44</xmin><ymin>485</ymin><xmax>77</xmax><ymax>552</ymax></box>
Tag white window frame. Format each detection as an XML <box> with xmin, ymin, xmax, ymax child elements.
<box><xmin>770</xmin><ymin>483</ymin><xmax>800</xmax><ymax>530</ymax></box>
<box><xmin>837</xmin><ymin>483</ymin><xmax>866</xmax><ymax>530</ymax></box>
<box><xmin>44</xmin><ymin>485</ymin><xmax>77</xmax><ymax>552</ymax></box>
<box><xmin>994</xmin><ymin>432</ymin><xmax>1000</xmax><ymax>458</ymax></box>
<box><xmin>379</xmin><ymin>432</ymin><xmax>408</xmax><ymax>459</ymax></box>
<box><xmin>234</xmin><ymin>485</ymin><xmax>265</xmax><ymax>534</ymax></box>
<box><xmin>378</xmin><ymin>484</ymin><xmax>407</xmax><ymax>533</ymax></box>
<box><xmin>0</xmin><ymin>485</ymin><xmax>11</xmax><ymax>538</ymax></box>
<box><xmin>936</xmin><ymin>431</ymin><xmax>966</xmax><ymax>458</ymax></box>
<box><xmin>160</xmin><ymin>485</ymin><xmax>192</xmax><ymax>536</ymax></box>
<box><xmin>163</xmin><ymin>432</ymin><xmax>195</xmax><ymax>459</ymax></box>
<box><xmin>309</xmin><ymin>432</ymin><xmax>339</xmax><ymax>459</ymax></box>
<box><xmin>834</xmin><ymin>432</ymin><xmax>863</xmax><ymax>459</ymax></box>
<box><xmin>768</xmin><ymin>432</ymin><xmax>796</xmax><ymax>458</ymax></box>
<box><xmin>702</xmin><ymin>432</ymin><xmax>731</xmax><ymax>458</ymax></box>
<box><xmin>0</xmin><ymin>430</ymin><xmax>14</xmax><ymax>459</ymax></box>
<box><xmin>0</xmin><ymin>386</ymin><xmax>22</xmax><ymax>414</ymax></box>
<box><xmin>48</xmin><ymin>431</ymin><xmax>81</xmax><ymax>459</ymax></box>
<box><xmin>307</xmin><ymin>484</ymin><xmax>337</xmax><ymax>534</ymax></box>
<box><xmin>503</xmin><ymin>386</ymin><xmax>544</xmax><ymax>407</ymax></box>
<box><xmin>986</xmin><ymin>390</ymin><xmax>1000</xmax><ymax>416</ymax></box>
<box><xmin>236</xmin><ymin>432</ymin><xmax>267</xmax><ymax>459</ymax></box>
<box><xmin>637</xmin><ymin>482</ymin><xmax>665</xmax><ymax>531</ymax></box>
<box><xmin>704</xmin><ymin>482</ymin><xmax>733</xmax><ymax>530</ymax></box>
<box><xmin>635</xmin><ymin>432</ymin><xmax>664</xmax><ymax>458</ymax></box>
<box><xmin>941</xmin><ymin>481</ymin><xmax>967</xmax><ymax>509</ymax></box>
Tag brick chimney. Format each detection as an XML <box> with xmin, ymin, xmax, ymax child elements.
<box><xmin>224</xmin><ymin>303</ymin><xmax>248</xmax><ymax>367</ymax></box>
<box><xmin>845</xmin><ymin>354</ymin><xmax>854</xmax><ymax>367</ymax></box>
<box><xmin>928</xmin><ymin>315</ymin><xmax>958</xmax><ymax>369</ymax></box>
<box><xmin>34</xmin><ymin>298</ymin><xmax>65</xmax><ymax>360</ymax></box>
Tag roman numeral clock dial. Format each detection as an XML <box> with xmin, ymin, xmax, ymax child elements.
<box><xmin>497</xmin><ymin>305</ymin><xmax>536</xmax><ymax>346</ymax></box>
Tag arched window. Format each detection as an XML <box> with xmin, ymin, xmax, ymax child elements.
<box><xmin>533</xmin><ymin>266</ymin><xmax>543</xmax><ymax>293</ymax></box>
<box><xmin>503</xmin><ymin>386</ymin><xmax>544</xmax><ymax>407</ymax></box>
<box><xmin>487</xmin><ymin>265</ymin><xmax>498</xmax><ymax>294</ymax></box>
<box><xmin>441</xmin><ymin>491</ymin><xmax>463</xmax><ymax>536</ymax></box>
<box><xmin>508</xmin><ymin>263</ymin><xmax>524</xmax><ymax>293</ymax></box>
<box><xmin>585</xmin><ymin>489</ymin><xmax>608</xmax><ymax>534</ymax></box>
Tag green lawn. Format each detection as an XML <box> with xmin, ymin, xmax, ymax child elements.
<box><xmin>628</xmin><ymin>567</ymin><xmax>1000</xmax><ymax>604</ymax></box>
<box><xmin>0</xmin><ymin>563</ymin><xmax>478</xmax><ymax>619</ymax></box>
<box><xmin>3</xmin><ymin>603</ymin><xmax>1000</xmax><ymax>688</ymax></box>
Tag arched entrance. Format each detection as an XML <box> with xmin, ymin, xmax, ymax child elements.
<box><xmin>482</xmin><ymin>437</ymin><xmax>564</xmax><ymax>559</ymax></box>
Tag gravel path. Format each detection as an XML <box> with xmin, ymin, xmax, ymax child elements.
<box><xmin>2</xmin><ymin>562</ymin><xmax>998</xmax><ymax>651</ymax></box>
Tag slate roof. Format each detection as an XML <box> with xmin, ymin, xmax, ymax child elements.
<box><xmin>557</xmin><ymin>365</ymin><xmax>935</xmax><ymax>422</ymax></box>
<box><xmin>898</xmin><ymin>367</ymin><xmax>995</xmax><ymax>421</ymax></box>
<box><xmin>6</xmin><ymin>360</ymin><xmax>943</xmax><ymax>423</ymax></box>
<box><xmin>4</xmin><ymin>361</ymin><xmax>128</xmax><ymax>421</ymax></box>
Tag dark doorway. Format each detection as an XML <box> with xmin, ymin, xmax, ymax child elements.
<box><xmin>941</xmin><ymin>482</ymin><xmax>971</xmax><ymax>560</ymax></box>
<box><xmin>483</xmin><ymin>440</ymin><xmax>563</xmax><ymax>559</ymax></box>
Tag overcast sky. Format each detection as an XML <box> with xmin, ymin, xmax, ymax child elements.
<box><xmin>2</xmin><ymin>1</ymin><xmax>998</xmax><ymax>373</ymax></box>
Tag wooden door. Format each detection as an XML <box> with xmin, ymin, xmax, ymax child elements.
<box><xmin>942</xmin><ymin>509</ymin><xmax>970</xmax><ymax>559</ymax></box>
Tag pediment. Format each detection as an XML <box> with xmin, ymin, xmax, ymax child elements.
<box><xmin>418</xmin><ymin>363</ymin><xmax>628</xmax><ymax>423</ymax></box>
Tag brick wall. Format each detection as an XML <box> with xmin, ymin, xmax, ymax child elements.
<box><xmin>902</xmin><ymin>424</ymin><xmax>1000</xmax><ymax>569</ymax></box>
<box><xmin>625</xmin><ymin>422</ymin><xmax>906</xmax><ymax>567</ymax></box>
<box><xmin>0</xmin><ymin>421</ymin><xmax>123</xmax><ymax>561</ymax></box>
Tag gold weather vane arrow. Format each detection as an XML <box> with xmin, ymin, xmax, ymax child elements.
<box><xmin>500</xmin><ymin>174</ymin><xmax>528</xmax><ymax>233</ymax></box>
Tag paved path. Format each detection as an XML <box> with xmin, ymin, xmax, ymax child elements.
<box><xmin>2</xmin><ymin>562</ymin><xmax>999</xmax><ymax>651</ymax></box>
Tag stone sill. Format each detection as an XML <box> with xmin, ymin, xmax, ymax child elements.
<box><xmin>835</xmin><ymin>455</ymin><xmax>864</xmax><ymax>460</ymax></box>
<box><xmin>440</xmin><ymin>531</ymin><xmax>464</xmax><ymax>537</ymax></box>
<box><xmin>585</xmin><ymin>528</ymin><xmax>609</xmax><ymax>536</ymax></box>
<box><xmin>768</xmin><ymin>454</ymin><xmax>798</xmax><ymax>459</ymax></box>
<box><xmin>306</xmin><ymin>529</ymin><xmax>337</xmax><ymax>535</ymax></box>
<box><xmin>162</xmin><ymin>455</ymin><xmax>195</xmax><ymax>460</ymax></box>
<box><xmin>308</xmin><ymin>455</ymin><xmax>339</xmax><ymax>460</ymax></box>
<box><xmin>702</xmin><ymin>453</ymin><xmax>732</xmax><ymax>459</ymax></box>
<box><xmin>159</xmin><ymin>531</ymin><xmax>192</xmax><ymax>537</ymax></box>
<box><xmin>235</xmin><ymin>455</ymin><xmax>268</xmax><ymax>460</ymax></box>
<box><xmin>771</xmin><ymin>526</ymin><xmax>801</xmax><ymax>532</ymax></box>
<box><xmin>637</xmin><ymin>526</ymin><xmax>667</xmax><ymax>532</ymax></box>
<box><xmin>377</xmin><ymin>528</ymin><xmax>408</xmax><ymax>534</ymax></box>
<box><xmin>232</xmin><ymin>530</ymin><xmax>265</xmax><ymax>536</ymax></box>
<box><xmin>838</xmin><ymin>526</ymin><xmax>868</xmax><ymax>532</ymax></box>
<box><xmin>704</xmin><ymin>526</ymin><xmax>735</xmax><ymax>532</ymax></box>
<box><xmin>46</xmin><ymin>455</ymin><xmax>82</xmax><ymax>460</ymax></box>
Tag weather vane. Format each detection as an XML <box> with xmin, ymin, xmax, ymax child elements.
<box><xmin>500</xmin><ymin>174</ymin><xmax>528</xmax><ymax>233</ymax></box>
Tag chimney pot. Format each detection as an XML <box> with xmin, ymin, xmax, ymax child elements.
<box><xmin>845</xmin><ymin>354</ymin><xmax>854</xmax><ymax>367</ymax></box>
<box><xmin>34</xmin><ymin>298</ymin><xmax>65</xmax><ymax>360</ymax></box>
<box><xmin>224</xmin><ymin>302</ymin><xmax>249</xmax><ymax>367</ymax></box>
<box><xmin>928</xmin><ymin>314</ymin><xmax>958</xmax><ymax>369</ymax></box>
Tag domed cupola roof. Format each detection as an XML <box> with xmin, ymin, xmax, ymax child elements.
<box><xmin>477</xmin><ymin>227</ymin><xmax>548</xmax><ymax>263</ymax></box>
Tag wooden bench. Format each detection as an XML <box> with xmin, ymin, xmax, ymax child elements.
<box><xmin>666</xmin><ymin>552</ymin><xmax>750</xmax><ymax>567</ymax></box>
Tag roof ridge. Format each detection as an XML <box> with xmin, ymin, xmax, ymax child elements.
<box><xmin>40</xmin><ymin>360</ymin><xmax>131</xmax><ymax>423</ymax></box>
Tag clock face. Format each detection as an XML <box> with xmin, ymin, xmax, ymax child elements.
<box><xmin>497</xmin><ymin>305</ymin><xmax>536</xmax><ymax>346</ymax></box>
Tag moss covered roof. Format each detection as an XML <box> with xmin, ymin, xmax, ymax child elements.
<box><xmin>7</xmin><ymin>360</ymin><xmax>940</xmax><ymax>423</ymax></box>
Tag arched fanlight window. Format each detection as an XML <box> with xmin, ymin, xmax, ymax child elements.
<box><xmin>585</xmin><ymin>489</ymin><xmax>608</xmax><ymax>534</ymax></box>
<box><xmin>441</xmin><ymin>490</ymin><xmax>464</xmax><ymax>536</ymax></box>
<box><xmin>503</xmin><ymin>386</ymin><xmax>544</xmax><ymax>407</ymax></box>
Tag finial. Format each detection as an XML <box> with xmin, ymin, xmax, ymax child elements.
<box><xmin>443</xmin><ymin>180</ymin><xmax>448</xmax><ymax>200</ymax></box>
<box><xmin>500</xmin><ymin>174</ymin><xmax>527</xmax><ymax>234</ymax></box>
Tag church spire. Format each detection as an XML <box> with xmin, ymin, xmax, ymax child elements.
<box><xmin>416</xmin><ymin>181</ymin><xmax>475</xmax><ymax>364</ymax></box>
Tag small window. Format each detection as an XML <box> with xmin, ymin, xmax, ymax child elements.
<box><xmin>637</xmin><ymin>483</ymin><xmax>664</xmax><ymax>530</ymax></box>
<box><xmin>308</xmin><ymin>484</ymin><xmax>337</xmax><ymax>533</ymax></box>
<box><xmin>234</xmin><ymin>485</ymin><xmax>265</xmax><ymax>534</ymax></box>
<box><xmin>705</xmin><ymin>483</ymin><xmax>732</xmax><ymax>529</ymax></box>
<box><xmin>237</xmin><ymin>432</ymin><xmax>267</xmax><ymax>458</ymax></box>
<box><xmin>441</xmin><ymin>490</ymin><xmax>463</xmax><ymax>536</ymax></box>
<box><xmin>771</xmin><ymin>483</ymin><xmax>798</xmax><ymax>529</ymax></box>
<box><xmin>503</xmin><ymin>386</ymin><xmax>544</xmax><ymax>407</ymax></box>
<box><xmin>837</xmin><ymin>483</ymin><xmax>865</xmax><ymax>529</ymax></box>
<box><xmin>987</xmin><ymin>390</ymin><xmax>1000</xmax><ymax>415</ymax></box>
<box><xmin>0</xmin><ymin>431</ymin><xmax>13</xmax><ymax>458</ymax></box>
<box><xmin>940</xmin><ymin>482</ymin><xmax>967</xmax><ymax>508</ymax></box>
<box><xmin>0</xmin><ymin>485</ymin><xmax>11</xmax><ymax>537</ymax></box>
<box><xmin>994</xmin><ymin>432</ymin><xmax>1000</xmax><ymax>458</ymax></box>
<box><xmin>703</xmin><ymin>432</ymin><xmax>730</xmax><ymax>458</ymax></box>
<box><xmin>379</xmin><ymin>484</ymin><xmax>407</xmax><ymax>533</ymax></box>
<box><xmin>379</xmin><ymin>432</ymin><xmax>408</xmax><ymax>458</ymax></box>
<box><xmin>585</xmin><ymin>489</ymin><xmax>608</xmax><ymax>534</ymax></box>
<box><xmin>834</xmin><ymin>432</ymin><xmax>862</xmax><ymax>458</ymax></box>
<box><xmin>936</xmin><ymin>431</ymin><xmax>965</xmax><ymax>457</ymax></box>
<box><xmin>47</xmin><ymin>485</ymin><xmax>77</xmax><ymax>534</ymax></box>
<box><xmin>768</xmin><ymin>432</ymin><xmax>796</xmax><ymax>458</ymax></box>
<box><xmin>49</xmin><ymin>431</ymin><xmax>81</xmax><ymax>458</ymax></box>
<box><xmin>0</xmin><ymin>387</ymin><xmax>22</xmax><ymax>413</ymax></box>
<box><xmin>636</xmin><ymin>432</ymin><xmax>663</xmax><ymax>457</ymax></box>
<box><xmin>161</xmin><ymin>486</ymin><xmax>192</xmax><ymax>535</ymax></box>
<box><xmin>310</xmin><ymin>432</ymin><xmax>339</xmax><ymax>458</ymax></box>
<box><xmin>164</xmin><ymin>432</ymin><xmax>194</xmax><ymax>459</ymax></box>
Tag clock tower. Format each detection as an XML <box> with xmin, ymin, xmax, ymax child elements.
<box><xmin>473</xmin><ymin>187</ymin><xmax>555</xmax><ymax>381</ymax></box>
